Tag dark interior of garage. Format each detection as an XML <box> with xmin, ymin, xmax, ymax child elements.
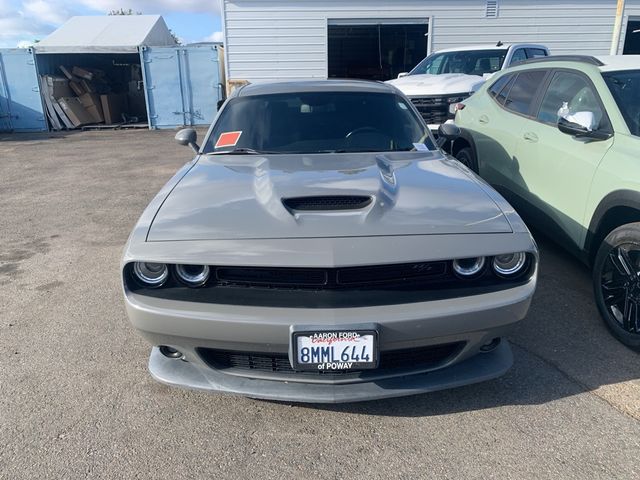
<box><xmin>328</xmin><ymin>23</ymin><xmax>428</xmax><ymax>81</ymax></box>
<box><xmin>36</xmin><ymin>53</ymin><xmax>148</xmax><ymax>129</ymax></box>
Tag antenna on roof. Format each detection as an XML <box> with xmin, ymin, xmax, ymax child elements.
<box><xmin>496</xmin><ymin>40</ymin><xmax>503</xmax><ymax>47</ymax></box>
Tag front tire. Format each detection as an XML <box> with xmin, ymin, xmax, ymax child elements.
<box><xmin>593</xmin><ymin>223</ymin><xmax>640</xmax><ymax>351</ymax></box>
<box><xmin>455</xmin><ymin>147</ymin><xmax>478</xmax><ymax>173</ymax></box>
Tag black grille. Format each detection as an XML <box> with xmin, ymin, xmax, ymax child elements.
<box><xmin>217</xmin><ymin>266</ymin><xmax>328</xmax><ymax>287</ymax></box>
<box><xmin>215</xmin><ymin>261</ymin><xmax>447</xmax><ymax>289</ymax></box>
<box><xmin>410</xmin><ymin>95</ymin><xmax>468</xmax><ymax>125</ymax></box>
<box><xmin>197</xmin><ymin>342</ymin><xmax>464</xmax><ymax>378</ymax></box>
<box><xmin>282</xmin><ymin>195</ymin><xmax>372</xmax><ymax>211</ymax></box>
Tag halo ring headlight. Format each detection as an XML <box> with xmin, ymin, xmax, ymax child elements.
<box><xmin>176</xmin><ymin>264</ymin><xmax>210</xmax><ymax>287</ymax></box>
<box><xmin>133</xmin><ymin>262</ymin><xmax>168</xmax><ymax>287</ymax></box>
<box><xmin>452</xmin><ymin>257</ymin><xmax>486</xmax><ymax>277</ymax></box>
<box><xmin>493</xmin><ymin>252</ymin><xmax>527</xmax><ymax>277</ymax></box>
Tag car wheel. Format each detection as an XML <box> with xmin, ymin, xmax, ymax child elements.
<box><xmin>455</xmin><ymin>147</ymin><xmax>478</xmax><ymax>172</ymax></box>
<box><xmin>593</xmin><ymin>223</ymin><xmax>640</xmax><ymax>351</ymax></box>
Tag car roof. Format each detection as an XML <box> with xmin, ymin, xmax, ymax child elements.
<box><xmin>596</xmin><ymin>55</ymin><xmax>640</xmax><ymax>72</ymax></box>
<box><xmin>506</xmin><ymin>55</ymin><xmax>640</xmax><ymax>73</ymax></box>
<box><xmin>435</xmin><ymin>43</ymin><xmax>547</xmax><ymax>53</ymax></box>
<box><xmin>236</xmin><ymin>79</ymin><xmax>396</xmax><ymax>97</ymax></box>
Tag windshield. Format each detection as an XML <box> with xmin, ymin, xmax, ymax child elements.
<box><xmin>409</xmin><ymin>49</ymin><xmax>508</xmax><ymax>76</ymax></box>
<box><xmin>203</xmin><ymin>91</ymin><xmax>433</xmax><ymax>154</ymax></box>
<box><xmin>603</xmin><ymin>70</ymin><xmax>640</xmax><ymax>137</ymax></box>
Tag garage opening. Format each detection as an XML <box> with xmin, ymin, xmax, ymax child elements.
<box><xmin>36</xmin><ymin>52</ymin><xmax>147</xmax><ymax>130</ymax></box>
<box><xmin>623</xmin><ymin>18</ymin><xmax>640</xmax><ymax>54</ymax></box>
<box><xmin>328</xmin><ymin>20</ymin><xmax>429</xmax><ymax>81</ymax></box>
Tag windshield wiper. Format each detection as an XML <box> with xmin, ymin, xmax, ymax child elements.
<box><xmin>207</xmin><ymin>148</ymin><xmax>267</xmax><ymax>155</ymax></box>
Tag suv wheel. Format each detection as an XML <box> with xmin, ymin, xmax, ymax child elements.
<box><xmin>455</xmin><ymin>147</ymin><xmax>478</xmax><ymax>172</ymax></box>
<box><xmin>593</xmin><ymin>223</ymin><xmax>640</xmax><ymax>351</ymax></box>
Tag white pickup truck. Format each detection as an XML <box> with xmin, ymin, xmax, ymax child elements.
<box><xmin>386</xmin><ymin>43</ymin><xmax>549</xmax><ymax>129</ymax></box>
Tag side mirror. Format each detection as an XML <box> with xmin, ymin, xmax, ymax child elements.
<box><xmin>436</xmin><ymin>123</ymin><xmax>461</xmax><ymax>150</ymax></box>
<box><xmin>397</xmin><ymin>72</ymin><xmax>409</xmax><ymax>79</ymax></box>
<box><xmin>437</xmin><ymin>123</ymin><xmax>461</xmax><ymax>140</ymax></box>
<box><xmin>175</xmin><ymin>128</ymin><xmax>199</xmax><ymax>153</ymax></box>
<box><xmin>557</xmin><ymin>116</ymin><xmax>611</xmax><ymax>141</ymax></box>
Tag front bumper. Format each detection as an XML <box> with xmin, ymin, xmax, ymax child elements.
<box><xmin>125</xmin><ymin>278</ymin><xmax>534</xmax><ymax>403</ymax></box>
<box><xmin>149</xmin><ymin>340</ymin><xmax>513</xmax><ymax>403</ymax></box>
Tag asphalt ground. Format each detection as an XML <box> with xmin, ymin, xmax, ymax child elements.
<box><xmin>1</xmin><ymin>129</ymin><xmax>639</xmax><ymax>479</ymax></box>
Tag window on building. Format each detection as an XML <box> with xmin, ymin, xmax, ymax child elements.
<box><xmin>623</xmin><ymin>18</ymin><xmax>640</xmax><ymax>54</ymax></box>
<box><xmin>328</xmin><ymin>22</ymin><xmax>428</xmax><ymax>81</ymax></box>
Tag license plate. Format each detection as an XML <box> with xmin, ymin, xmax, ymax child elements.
<box><xmin>292</xmin><ymin>330</ymin><xmax>378</xmax><ymax>371</ymax></box>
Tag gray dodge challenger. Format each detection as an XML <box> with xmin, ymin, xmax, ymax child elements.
<box><xmin>122</xmin><ymin>79</ymin><xmax>538</xmax><ymax>403</ymax></box>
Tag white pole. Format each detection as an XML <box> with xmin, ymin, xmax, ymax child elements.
<box><xmin>610</xmin><ymin>0</ymin><xmax>626</xmax><ymax>55</ymax></box>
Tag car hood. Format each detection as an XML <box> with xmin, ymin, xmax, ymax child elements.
<box><xmin>147</xmin><ymin>152</ymin><xmax>512</xmax><ymax>241</ymax></box>
<box><xmin>386</xmin><ymin>73</ymin><xmax>486</xmax><ymax>96</ymax></box>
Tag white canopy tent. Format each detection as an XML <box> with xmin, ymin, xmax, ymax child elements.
<box><xmin>36</xmin><ymin>15</ymin><xmax>176</xmax><ymax>54</ymax></box>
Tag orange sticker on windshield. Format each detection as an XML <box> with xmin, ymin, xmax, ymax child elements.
<box><xmin>215</xmin><ymin>131</ymin><xmax>242</xmax><ymax>148</ymax></box>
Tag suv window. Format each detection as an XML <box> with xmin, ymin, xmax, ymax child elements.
<box><xmin>488</xmin><ymin>74</ymin><xmax>513</xmax><ymax>98</ymax></box>
<box><xmin>410</xmin><ymin>49</ymin><xmax>508</xmax><ymax>76</ymax></box>
<box><xmin>537</xmin><ymin>71</ymin><xmax>605</xmax><ymax>129</ymax></box>
<box><xmin>510</xmin><ymin>49</ymin><xmax>527</xmax><ymax>64</ymax></box>
<box><xmin>496</xmin><ymin>74</ymin><xmax>517</xmax><ymax>105</ymax></box>
<box><xmin>526</xmin><ymin>48</ymin><xmax>547</xmax><ymax>58</ymax></box>
<box><xmin>603</xmin><ymin>69</ymin><xmax>640</xmax><ymax>136</ymax></box>
<box><xmin>503</xmin><ymin>71</ymin><xmax>547</xmax><ymax>115</ymax></box>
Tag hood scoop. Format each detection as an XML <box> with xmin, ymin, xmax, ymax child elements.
<box><xmin>282</xmin><ymin>195</ymin><xmax>373</xmax><ymax>212</ymax></box>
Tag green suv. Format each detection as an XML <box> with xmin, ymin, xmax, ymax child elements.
<box><xmin>452</xmin><ymin>55</ymin><xmax>640</xmax><ymax>350</ymax></box>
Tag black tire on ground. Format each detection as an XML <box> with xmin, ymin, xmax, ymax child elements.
<box><xmin>455</xmin><ymin>147</ymin><xmax>478</xmax><ymax>173</ymax></box>
<box><xmin>593</xmin><ymin>222</ymin><xmax>640</xmax><ymax>351</ymax></box>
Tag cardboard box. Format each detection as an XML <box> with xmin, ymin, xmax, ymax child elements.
<box><xmin>100</xmin><ymin>94</ymin><xmax>127</xmax><ymax>124</ymax></box>
<box><xmin>57</xmin><ymin>97</ymin><xmax>94</xmax><ymax>127</ymax></box>
<box><xmin>44</xmin><ymin>75</ymin><xmax>73</xmax><ymax>99</ymax></box>
<box><xmin>79</xmin><ymin>93</ymin><xmax>104</xmax><ymax>123</ymax></box>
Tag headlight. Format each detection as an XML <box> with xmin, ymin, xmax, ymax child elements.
<box><xmin>175</xmin><ymin>264</ymin><xmax>210</xmax><ymax>287</ymax></box>
<box><xmin>452</xmin><ymin>257</ymin><xmax>486</xmax><ymax>277</ymax></box>
<box><xmin>492</xmin><ymin>252</ymin><xmax>527</xmax><ymax>277</ymax></box>
<box><xmin>133</xmin><ymin>262</ymin><xmax>168</xmax><ymax>287</ymax></box>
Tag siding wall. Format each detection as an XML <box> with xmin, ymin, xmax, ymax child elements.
<box><xmin>223</xmin><ymin>0</ymin><xmax>639</xmax><ymax>82</ymax></box>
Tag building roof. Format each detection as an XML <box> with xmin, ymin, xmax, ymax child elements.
<box><xmin>36</xmin><ymin>15</ymin><xmax>176</xmax><ymax>54</ymax></box>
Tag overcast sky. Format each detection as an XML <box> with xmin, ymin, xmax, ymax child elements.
<box><xmin>0</xmin><ymin>0</ymin><xmax>223</xmax><ymax>47</ymax></box>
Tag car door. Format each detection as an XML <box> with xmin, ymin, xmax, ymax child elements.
<box><xmin>513</xmin><ymin>69</ymin><xmax>614</xmax><ymax>248</ymax></box>
<box><xmin>475</xmin><ymin>70</ymin><xmax>548</xmax><ymax>192</ymax></box>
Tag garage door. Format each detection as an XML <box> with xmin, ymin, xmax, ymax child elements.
<box><xmin>141</xmin><ymin>45</ymin><xmax>222</xmax><ymax>129</ymax></box>
<box><xmin>0</xmin><ymin>48</ymin><xmax>47</xmax><ymax>132</ymax></box>
<box><xmin>328</xmin><ymin>20</ymin><xmax>429</xmax><ymax>81</ymax></box>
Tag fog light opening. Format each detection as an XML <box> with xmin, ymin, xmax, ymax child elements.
<box><xmin>159</xmin><ymin>345</ymin><xmax>183</xmax><ymax>359</ymax></box>
<box><xmin>480</xmin><ymin>337</ymin><xmax>501</xmax><ymax>353</ymax></box>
